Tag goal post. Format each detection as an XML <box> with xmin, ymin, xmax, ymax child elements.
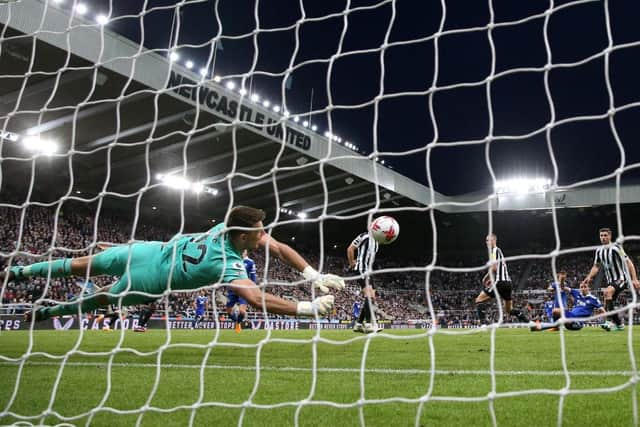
<box><xmin>1</xmin><ymin>1</ymin><xmax>640</xmax><ymax>426</ymax></box>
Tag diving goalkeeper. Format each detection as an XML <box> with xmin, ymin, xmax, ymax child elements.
<box><xmin>2</xmin><ymin>206</ymin><xmax>342</xmax><ymax>321</ymax></box>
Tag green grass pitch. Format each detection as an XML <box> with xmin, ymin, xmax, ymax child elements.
<box><xmin>0</xmin><ymin>327</ymin><xmax>638</xmax><ymax>426</ymax></box>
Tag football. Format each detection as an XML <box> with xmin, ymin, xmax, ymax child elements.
<box><xmin>369</xmin><ymin>216</ymin><xmax>400</xmax><ymax>245</ymax></box>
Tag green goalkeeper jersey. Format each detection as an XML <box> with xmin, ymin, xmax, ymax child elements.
<box><xmin>161</xmin><ymin>223</ymin><xmax>248</xmax><ymax>289</ymax></box>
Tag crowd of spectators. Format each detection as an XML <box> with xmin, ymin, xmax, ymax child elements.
<box><xmin>2</xmin><ymin>205</ymin><xmax>638</xmax><ymax>325</ymax></box>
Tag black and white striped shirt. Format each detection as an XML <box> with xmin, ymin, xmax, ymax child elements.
<box><xmin>351</xmin><ymin>232</ymin><xmax>379</xmax><ymax>274</ymax></box>
<box><xmin>490</xmin><ymin>246</ymin><xmax>510</xmax><ymax>282</ymax></box>
<box><xmin>594</xmin><ymin>243</ymin><xmax>630</xmax><ymax>285</ymax></box>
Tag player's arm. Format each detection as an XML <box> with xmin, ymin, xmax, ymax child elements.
<box><xmin>259</xmin><ymin>233</ymin><xmax>307</xmax><ymax>271</ymax></box>
<box><xmin>229</xmin><ymin>279</ymin><xmax>333</xmax><ymax>316</ymax></box>
<box><xmin>258</xmin><ymin>233</ymin><xmax>344</xmax><ymax>293</ymax></box>
<box><xmin>625</xmin><ymin>257</ymin><xmax>640</xmax><ymax>289</ymax></box>
<box><xmin>481</xmin><ymin>265</ymin><xmax>497</xmax><ymax>286</ymax></box>
<box><xmin>347</xmin><ymin>234</ymin><xmax>365</xmax><ymax>270</ymax></box>
<box><xmin>347</xmin><ymin>244</ymin><xmax>357</xmax><ymax>269</ymax></box>
<box><xmin>482</xmin><ymin>247</ymin><xmax>499</xmax><ymax>286</ymax></box>
<box><xmin>582</xmin><ymin>264</ymin><xmax>600</xmax><ymax>285</ymax></box>
<box><xmin>568</xmin><ymin>288</ymin><xmax>580</xmax><ymax>301</ymax></box>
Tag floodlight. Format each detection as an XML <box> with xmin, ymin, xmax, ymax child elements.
<box><xmin>75</xmin><ymin>3</ymin><xmax>87</xmax><ymax>15</ymax></box>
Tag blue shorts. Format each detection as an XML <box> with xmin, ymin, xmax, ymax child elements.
<box><xmin>566</xmin><ymin>309</ymin><xmax>589</xmax><ymax>319</ymax></box>
<box><xmin>564</xmin><ymin>309</ymin><xmax>588</xmax><ymax>330</ymax></box>
<box><xmin>226</xmin><ymin>290</ymin><xmax>247</xmax><ymax>308</ymax></box>
<box><xmin>195</xmin><ymin>310</ymin><xmax>205</xmax><ymax>317</ymax></box>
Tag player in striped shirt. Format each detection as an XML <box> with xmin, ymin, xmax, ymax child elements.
<box><xmin>347</xmin><ymin>231</ymin><xmax>381</xmax><ymax>333</ymax></box>
<box><xmin>581</xmin><ymin>228</ymin><xmax>640</xmax><ymax>331</ymax></box>
<box><xmin>531</xmin><ymin>282</ymin><xmax>605</xmax><ymax>331</ymax></box>
<box><xmin>474</xmin><ymin>233</ymin><xmax>528</xmax><ymax>325</ymax></box>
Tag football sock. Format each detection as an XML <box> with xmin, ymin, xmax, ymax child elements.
<box><xmin>358</xmin><ymin>299</ymin><xmax>372</xmax><ymax>324</ymax></box>
<box><xmin>476</xmin><ymin>301</ymin><xmax>488</xmax><ymax>324</ymax></box>
<box><xmin>510</xmin><ymin>308</ymin><xmax>528</xmax><ymax>323</ymax></box>
<box><xmin>13</xmin><ymin>259</ymin><xmax>72</xmax><ymax>279</ymax></box>
<box><xmin>605</xmin><ymin>299</ymin><xmax>621</xmax><ymax>326</ymax></box>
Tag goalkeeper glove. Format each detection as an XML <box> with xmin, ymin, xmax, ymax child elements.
<box><xmin>302</xmin><ymin>266</ymin><xmax>345</xmax><ymax>294</ymax></box>
<box><xmin>296</xmin><ymin>295</ymin><xmax>335</xmax><ymax>317</ymax></box>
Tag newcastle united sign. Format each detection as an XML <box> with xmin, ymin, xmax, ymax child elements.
<box><xmin>167</xmin><ymin>71</ymin><xmax>312</xmax><ymax>152</ymax></box>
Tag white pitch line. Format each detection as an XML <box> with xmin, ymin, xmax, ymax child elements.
<box><xmin>0</xmin><ymin>361</ymin><xmax>635</xmax><ymax>377</ymax></box>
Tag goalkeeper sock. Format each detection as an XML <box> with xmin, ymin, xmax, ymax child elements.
<box><xmin>230</xmin><ymin>312</ymin><xmax>239</xmax><ymax>322</ymax></box>
<box><xmin>13</xmin><ymin>259</ymin><xmax>72</xmax><ymax>279</ymax></box>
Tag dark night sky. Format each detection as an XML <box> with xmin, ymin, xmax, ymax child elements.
<box><xmin>76</xmin><ymin>0</ymin><xmax>640</xmax><ymax>195</ymax></box>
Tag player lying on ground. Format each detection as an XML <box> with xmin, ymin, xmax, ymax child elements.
<box><xmin>2</xmin><ymin>206</ymin><xmax>344</xmax><ymax>321</ymax></box>
<box><xmin>581</xmin><ymin>227</ymin><xmax>640</xmax><ymax>331</ymax></box>
<box><xmin>530</xmin><ymin>282</ymin><xmax>605</xmax><ymax>331</ymax></box>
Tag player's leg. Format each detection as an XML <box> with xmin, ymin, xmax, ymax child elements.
<box><xmin>192</xmin><ymin>312</ymin><xmax>203</xmax><ymax>329</ymax></box>
<box><xmin>354</xmin><ymin>283</ymin><xmax>374</xmax><ymax>332</ymax></box>
<box><xmin>499</xmin><ymin>282</ymin><xmax>528</xmax><ymax>323</ymax></box>
<box><xmin>135</xmin><ymin>304</ymin><xmax>154</xmax><ymax>332</ymax></box>
<box><xmin>226</xmin><ymin>290</ymin><xmax>240</xmax><ymax>323</ymax></box>
<box><xmin>235</xmin><ymin>303</ymin><xmax>247</xmax><ymax>332</ymax></box>
<box><xmin>102</xmin><ymin>306</ymin><xmax>121</xmax><ymax>331</ymax></box>
<box><xmin>30</xmin><ymin>274</ymin><xmax>155</xmax><ymax>321</ymax></box>
<box><xmin>603</xmin><ymin>283</ymin><xmax>625</xmax><ymax>331</ymax></box>
<box><xmin>5</xmin><ymin>245</ymin><xmax>134</xmax><ymax>282</ymax></box>
<box><xmin>531</xmin><ymin>308</ymin><xmax>562</xmax><ymax>331</ymax></box>
<box><xmin>475</xmin><ymin>289</ymin><xmax>493</xmax><ymax>325</ymax></box>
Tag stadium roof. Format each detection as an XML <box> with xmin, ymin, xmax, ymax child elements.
<box><xmin>0</xmin><ymin>0</ymin><xmax>448</xmax><ymax>227</ymax></box>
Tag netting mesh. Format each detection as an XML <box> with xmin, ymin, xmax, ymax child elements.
<box><xmin>1</xmin><ymin>0</ymin><xmax>640</xmax><ymax>426</ymax></box>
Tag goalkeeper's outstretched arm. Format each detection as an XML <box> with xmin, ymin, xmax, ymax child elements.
<box><xmin>258</xmin><ymin>233</ymin><xmax>345</xmax><ymax>294</ymax></box>
<box><xmin>230</xmin><ymin>279</ymin><xmax>334</xmax><ymax>317</ymax></box>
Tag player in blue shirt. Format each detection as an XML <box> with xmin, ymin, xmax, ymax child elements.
<box><xmin>531</xmin><ymin>282</ymin><xmax>605</xmax><ymax>331</ymax></box>
<box><xmin>548</xmin><ymin>271</ymin><xmax>569</xmax><ymax>311</ymax></box>
<box><xmin>541</xmin><ymin>271</ymin><xmax>569</xmax><ymax>330</ymax></box>
<box><xmin>226</xmin><ymin>250</ymin><xmax>254</xmax><ymax>333</ymax></box>
<box><xmin>351</xmin><ymin>301</ymin><xmax>361</xmax><ymax>327</ymax></box>
<box><xmin>542</xmin><ymin>298</ymin><xmax>555</xmax><ymax>323</ymax></box>
<box><xmin>191</xmin><ymin>290</ymin><xmax>209</xmax><ymax>329</ymax></box>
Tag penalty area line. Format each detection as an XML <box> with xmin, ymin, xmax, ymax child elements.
<box><xmin>0</xmin><ymin>361</ymin><xmax>634</xmax><ymax>377</ymax></box>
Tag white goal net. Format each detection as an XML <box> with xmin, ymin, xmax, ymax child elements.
<box><xmin>1</xmin><ymin>0</ymin><xmax>640</xmax><ymax>426</ymax></box>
